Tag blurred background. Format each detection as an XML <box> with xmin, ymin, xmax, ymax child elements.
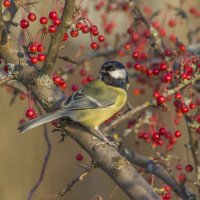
<box><xmin>0</xmin><ymin>0</ymin><xmax>200</xmax><ymax>199</ymax></box>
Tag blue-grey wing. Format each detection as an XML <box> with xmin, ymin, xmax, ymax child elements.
<box><xmin>62</xmin><ymin>85</ymin><xmax>118</xmax><ymax>111</ymax></box>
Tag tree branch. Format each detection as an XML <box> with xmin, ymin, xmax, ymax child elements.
<box><xmin>121</xmin><ymin>148</ymin><xmax>196</xmax><ymax>200</ymax></box>
<box><xmin>41</xmin><ymin>0</ymin><xmax>75</xmax><ymax>74</ymax></box>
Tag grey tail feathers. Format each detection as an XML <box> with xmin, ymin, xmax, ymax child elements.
<box><xmin>18</xmin><ymin>111</ymin><xmax>65</xmax><ymax>133</ymax></box>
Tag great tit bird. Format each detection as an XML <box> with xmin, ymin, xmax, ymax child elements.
<box><xmin>18</xmin><ymin>61</ymin><xmax>129</xmax><ymax>142</ymax></box>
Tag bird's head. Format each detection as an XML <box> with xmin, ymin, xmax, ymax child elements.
<box><xmin>100</xmin><ymin>61</ymin><xmax>129</xmax><ymax>90</ymax></box>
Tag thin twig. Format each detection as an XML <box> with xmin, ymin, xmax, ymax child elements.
<box><xmin>27</xmin><ymin>104</ymin><xmax>52</xmax><ymax>200</ymax></box>
<box><xmin>58</xmin><ymin>55</ymin><xmax>78</xmax><ymax>65</ymax></box>
<box><xmin>45</xmin><ymin>169</ymin><xmax>92</xmax><ymax>199</ymax></box>
<box><xmin>105</xmin><ymin>73</ymin><xmax>200</xmax><ymax>131</ymax></box>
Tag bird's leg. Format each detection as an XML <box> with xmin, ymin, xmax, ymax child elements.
<box><xmin>93</xmin><ymin>129</ymin><xmax>118</xmax><ymax>149</ymax></box>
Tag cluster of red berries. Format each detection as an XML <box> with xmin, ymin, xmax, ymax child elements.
<box><xmin>176</xmin><ymin>163</ymin><xmax>194</xmax><ymax>173</ymax></box>
<box><xmin>152</xmin><ymin>19</ymin><xmax>177</xmax><ymax>30</ymax></box>
<box><xmin>138</xmin><ymin>127</ymin><xmax>182</xmax><ymax>150</ymax></box>
<box><xmin>28</xmin><ymin>42</ymin><xmax>46</xmax><ymax>64</ymax></box>
<box><xmin>79</xmin><ymin>68</ymin><xmax>94</xmax><ymax>85</ymax></box>
<box><xmin>52</xmin><ymin>74</ymin><xmax>67</xmax><ymax>89</ymax></box>
<box><xmin>20</xmin><ymin>12</ymin><xmax>37</xmax><ymax>29</ymax></box>
<box><xmin>70</xmin><ymin>22</ymin><xmax>105</xmax><ymax>49</ymax></box>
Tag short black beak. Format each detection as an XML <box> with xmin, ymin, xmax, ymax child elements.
<box><xmin>99</xmin><ymin>69</ymin><xmax>107</xmax><ymax>74</ymax></box>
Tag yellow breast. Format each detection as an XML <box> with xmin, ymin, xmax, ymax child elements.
<box><xmin>75</xmin><ymin>86</ymin><xmax>127</xmax><ymax>129</ymax></box>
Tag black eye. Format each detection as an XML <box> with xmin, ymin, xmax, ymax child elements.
<box><xmin>108</xmin><ymin>65</ymin><xmax>116</xmax><ymax>71</ymax></box>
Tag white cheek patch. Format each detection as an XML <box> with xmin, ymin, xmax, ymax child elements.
<box><xmin>109</xmin><ymin>69</ymin><xmax>127</xmax><ymax>79</ymax></box>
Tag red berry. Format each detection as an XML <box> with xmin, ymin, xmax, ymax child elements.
<box><xmin>131</xmin><ymin>32</ymin><xmax>139</xmax><ymax>41</ymax></box>
<box><xmin>81</xmin><ymin>25</ymin><xmax>90</xmax><ymax>33</ymax></box>
<box><xmin>168</xmin><ymin>19</ymin><xmax>176</xmax><ymax>27</ymax></box>
<box><xmin>48</xmin><ymin>25</ymin><xmax>56</xmax><ymax>33</ymax></box>
<box><xmin>49</xmin><ymin>11</ymin><xmax>57</xmax><ymax>20</ymax></box>
<box><xmin>162</xmin><ymin>73</ymin><xmax>172</xmax><ymax>83</ymax></box>
<box><xmin>29</xmin><ymin>44</ymin><xmax>37</xmax><ymax>53</ymax></box>
<box><xmin>153</xmin><ymin>91</ymin><xmax>160</xmax><ymax>98</ymax></box>
<box><xmin>60</xmin><ymin>78</ymin><xmax>67</xmax><ymax>89</ymax></box>
<box><xmin>28</xmin><ymin>12</ymin><xmax>36</xmax><ymax>22</ymax></box>
<box><xmin>132</xmin><ymin>51</ymin><xmax>139</xmax><ymax>59</ymax></box>
<box><xmin>37</xmin><ymin>44</ymin><xmax>44</xmax><ymax>52</ymax></box>
<box><xmin>185</xmin><ymin>164</ymin><xmax>193</xmax><ymax>172</ymax></box>
<box><xmin>178</xmin><ymin>174</ymin><xmax>186</xmax><ymax>183</ymax></box>
<box><xmin>156</xmin><ymin>95</ymin><xmax>166</xmax><ymax>104</ymax></box>
<box><xmin>153</xmin><ymin>67</ymin><xmax>160</xmax><ymax>75</ymax></box>
<box><xmin>146</xmin><ymin>69</ymin><xmax>153</xmax><ymax>77</ymax></box>
<box><xmin>98</xmin><ymin>35</ymin><xmax>105</xmax><ymax>42</ymax></box>
<box><xmin>174</xmin><ymin>130</ymin><xmax>181</xmax><ymax>138</ymax></box>
<box><xmin>178</xmin><ymin>44</ymin><xmax>186</xmax><ymax>52</ymax></box>
<box><xmin>159</xmin><ymin>128</ymin><xmax>167</xmax><ymax>135</ymax></box>
<box><xmin>189</xmin><ymin>103</ymin><xmax>196</xmax><ymax>109</ymax></box>
<box><xmin>38</xmin><ymin>54</ymin><xmax>46</xmax><ymax>62</ymax></box>
<box><xmin>72</xmin><ymin>84</ymin><xmax>79</xmax><ymax>91</ymax></box>
<box><xmin>3</xmin><ymin>0</ymin><xmax>11</xmax><ymax>8</ymax></box>
<box><xmin>70</xmin><ymin>30</ymin><xmax>79</xmax><ymax>37</ymax></box>
<box><xmin>76</xmin><ymin>153</ymin><xmax>83</xmax><ymax>161</ymax></box>
<box><xmin>91</xmin><ymin>29</ymin><xmax>99</xmax><ymax>36</ymax></box>
<box><xmin>25</xmin><ymin>108</ymin><xmax>35</xmax><ymax>119</ymax></box>
<box><xmin>159</xmin><ymin>63</ymin><xmax>167</xmax><ymax>71</ymax></box>
<box><xmin>90</xmin><ymin>25</ymin><xmax>98</xmax><ymax>33</ymax></box>
<box><xmin>162</xmin><ymin>192</ymin><xmax>171</xmax><ymax>200</ymax></box>
<box><xmin>30</xmin><ymin>56</ymin><xmax>38</xmax><ymax>64</ymax></box>
<box><xmin>134</xmin><ymin>63</ymin><xmax>141</xmax><ymax>70</ymax></box>
<box><xmin>20</xmin><ymin>19</ymin><xmax>29</xmax><ymax>29</ymax></box>
<box><xmin>152</xmin><ymin>21</ymin><xmax>160</xmax><ymax>29</ymax></box>
<box><xmin>19</xmin><ymin>93</ymin><xmax>26</xmax><ymax>100</ymax></box>
<box><xmin>181</xmin><ymin>73</ymin><xmax>188</xmax><ymax>79</ymax></box>
<box><xmin>91</xmin><ymin>42</ymin><xmax>99</xmax><ymax>49</ymax></box>
<box><xmin>53</xmin><ymin>18</ymin><xmax>61</xmax><ymax>26</ymax></box>
<box><xmin>176</xmin><ymin>164</ymin><xmax>182</xmax><ymax>171</ymax></box>
<box><xmin>156</xmin><ymin>139</ymin><xmax>164</xmax><ymax>146</ymax></box>
<box><xmin>4</xmin><ymin>65</ymin><xmax>8</xmax><ymax>73</ymax></box>
<box><xmin>175</xmin><ymin>93</ymin><xmax>182</xmax><ymax>100</ymax></box>
<box><xmin>163</xmin><ymin>185</ymin><xmax>171</xmax><ymax>192</ymax></box>
<box><xmin>76</xmin><ymin>22</ymin><xmax>83</xmax><ymax>29</ymax></box>
<box><xmin>197</xmin><ymin>115</ymin><xmax>200</xmax><ymax>123</ymax></box>
<box><xmin>53</xmin><ymin>75</ymin><xmax>61</xmax><ymax>85</ymax></box>
<box><xmin>181</xmin><ymin>105</ymin><xmax>189</xmax><ymax>113</ymax></box>
<box><xmin>40</xmin><ymin>17</ymin><xmax>48</xmax><ymax>24</ymax></box>
<box><xmin>63</xmin><ymin>32</ymin><xmax>68</xmax><ymax>41</ymax></box>
<box><xmin>152</xmin><ymin>133</ymin><xmax>160</xmax><ymax>141</ymax></box>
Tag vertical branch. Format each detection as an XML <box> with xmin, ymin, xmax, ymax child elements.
<box><xmin>41</xmin><ymin>0</ymin><xmax>75</xmax><ymax>74</ymax></box>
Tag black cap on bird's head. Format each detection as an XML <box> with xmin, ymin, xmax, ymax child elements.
<box><xmin>100</xmin><ymin>61</ymin><xmax>129</xmax><ymax>90</ymax></box>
